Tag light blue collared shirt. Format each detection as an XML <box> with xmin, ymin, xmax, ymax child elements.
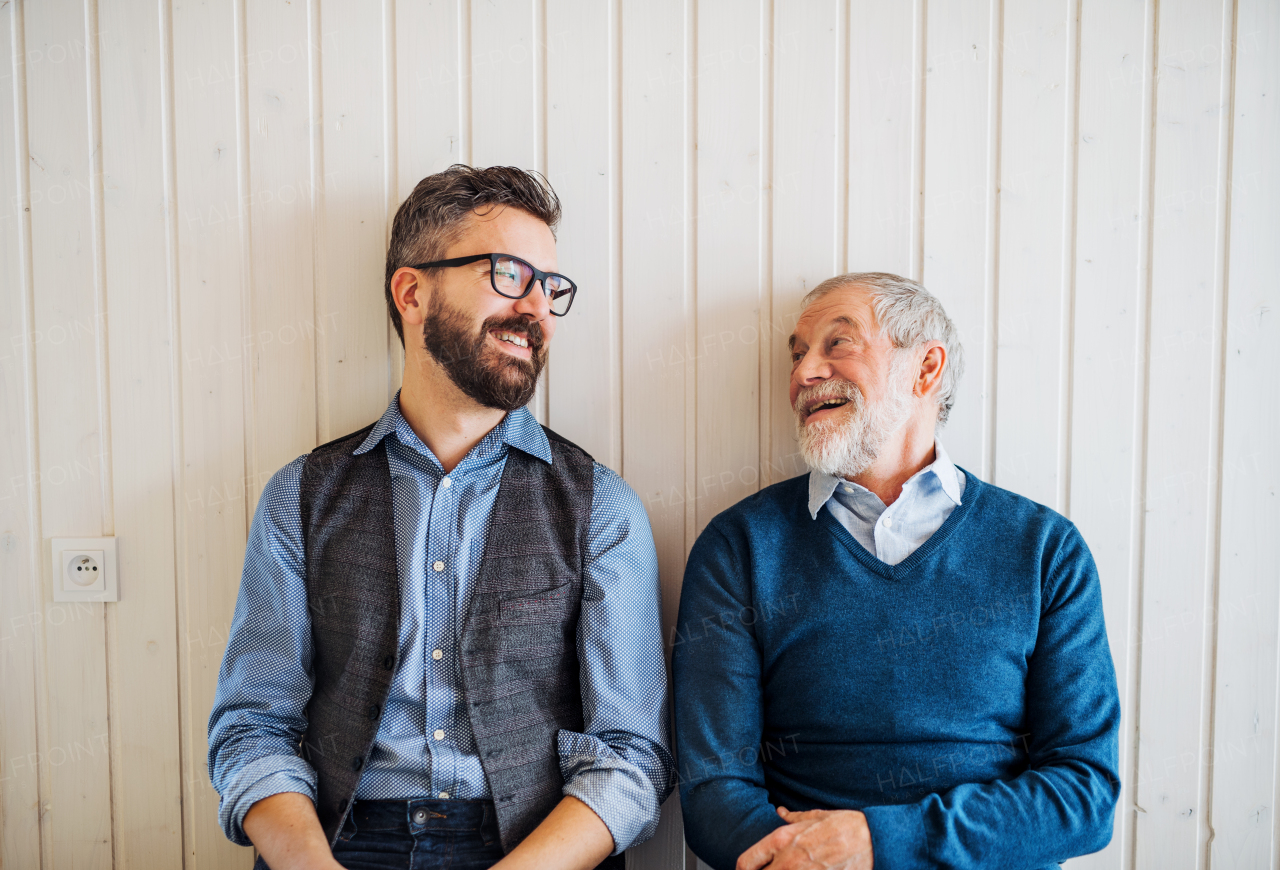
<box><xmin>807</xmin><ymin>440</ymin><xmax>966</xmax><ymax>566</ymax></box>
<box><xmin>209</xmin><ymin>394</ymin><xmax>673</xmax><ymax>854</ymax></box>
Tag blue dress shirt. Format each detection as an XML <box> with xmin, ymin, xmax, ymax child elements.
<box><xmin>808</xmin><ymin>440</ymin><xmax>966</xmax><ymax>566</ymax></box>
<box><xmin>209</xmin><ymin>395</ymin><xmax>674</xmax><ymax>854</ymax></box>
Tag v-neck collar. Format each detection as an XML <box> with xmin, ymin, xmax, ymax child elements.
<box><xmin>818</xmin><ymin>467</ymin><xmax>984</xmax><ymax>581</ymax></box>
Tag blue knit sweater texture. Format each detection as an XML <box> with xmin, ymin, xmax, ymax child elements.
<box><xmin>673</xmin><ymin>470</ymin><xmax>1121</xmax><ymax>870</ymax></box>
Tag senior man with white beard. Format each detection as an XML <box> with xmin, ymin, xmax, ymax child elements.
<box><xmin>672</xmin><ymin>273</ymin><xmax>1120</xmax><ymax>870</ymax></box>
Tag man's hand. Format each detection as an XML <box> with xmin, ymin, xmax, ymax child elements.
<box><xmin>736</xmin><ymin>806</ymin><xmax>874</xmax><ymax>870</ymax></box>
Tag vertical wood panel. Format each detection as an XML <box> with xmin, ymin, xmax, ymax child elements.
<box><xmin>847</xmin><ymin>0</ymin><xmax>916</xmax><ymax>275</ymax></box>
<box><xmin>764</xmin><ymin>0</ymin><xmax>841</xmax><ymax>489</ymax></box>
<box><xmin>95</xmin><ymin>0</ymin><xmax>184</xmax><ymax>864</ymax></box>
<box><xmin>545</xmin><ymin>0</ymin><xmax>620</xmax><ymax>467</ymax></box>
<box><xmin>392</xmin><ymin>0</ymin><xmax>463</xmax><ymax>400</ymax></box>
<box><xmin>317</xmin><ymin>0</ymin><xmax>390</xmax><ymax>439</ymax></box>
<box><xmin>468</xmin><ymin>0</ymin><xmax>546</xmax><ymax>424</ymax></box>
<box><xmin>991</xmin><ymin>0</ymin><xmax>1075</xmax><ymax>508</ymax></box>
<box><xmin>0</xmin><ymin>1</ymin><xmax>47</xmax><ymax>866</ymax></box>
<box><xmin>22</xmin><ymin>0</ymin><xmax>115</xmax><ymax>864</ymax></box>
<box><xmin>1132</xmin><ymin>0</ymin><xmax>1233</xmax><ymax>865</ymax></box>
<box><xmin>469</xmin><ymin>0</ymin><xmax>537</xmax><ymax>170</ymax></box>
<box><xmin>919</xmin><ymin>0</ymin><xmax>996</xmax><ymax>478</ymax></box>
<box><xmin>694</xmin><ymin>0</ymin><xmax>766</xmax><ymax>529</ymax></box>
<box><xmin>1063</xmin><ymin>1</ymin><xmax>1151</xmax><ymax>867</ymax></box>
<box><xmin>618</xmin><ymin>0</ymin><xmax>691</xmax><ymax>866</ymax></box>
<box><xmin>170</xmin><ymin>0</ymin><xmax>254</xmax><ymax>860</ymax></box>
<box><xmin>1207</xmin><ymin>0</ymin><xmax>1279</xmax><ymax>863</ymax></box>
<box><xmin>244</xmin><ymin>0</ymin><xmax>318</xmax><ymax>498</ymax></box>
<box><xmin>394</xmin><ymin>0</ymin><xmax>464</xmax><ymax>197</ymax></box>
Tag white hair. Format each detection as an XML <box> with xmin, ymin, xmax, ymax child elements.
<box><xmin>800</xmin><ymin>272</ymin><xmax>965</xmax><ymax>425</ymax></box>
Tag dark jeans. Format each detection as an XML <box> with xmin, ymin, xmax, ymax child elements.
<box><xmin>331</xmin><ymin>799</ymin><xmax>504</xmax><ymax>870</ymax></box>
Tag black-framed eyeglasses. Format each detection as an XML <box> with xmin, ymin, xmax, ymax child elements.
<box><xmin>409</xmin><ymin>253</ymin><xmax>577</xmax><ymax>316</ymax></box>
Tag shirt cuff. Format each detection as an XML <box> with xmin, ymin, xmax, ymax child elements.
<box><xmin>557</xmin><ymin>730</ymin><xmax>661</xmax><ymax>855</ymax></box>
<box><xmin>862</xmin><ymin>802</ymin><xmax>931</xmax><ymax>870</ymax></box>
<box><xmin>216</xmin><ymin>754</ymin><xmax>318</xmax><ymax>846</ymax></box>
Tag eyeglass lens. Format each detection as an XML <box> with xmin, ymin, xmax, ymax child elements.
<box><xmin>492</xmin><ymin>255</ymin><xmax>575</xmax><ymax>316</ymax></box>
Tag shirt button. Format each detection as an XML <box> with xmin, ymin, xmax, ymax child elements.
<box><xmin>439</xmin><ymin>791</ymin><xmax>450</xmax><ymax>799</ymax></box>
<box><xmin>843</xmin><ymin>485</ymin><xmax>853</xmax><ymax>493</ymax></box>
<box><xmin>434</xmin><ymin>729</ymin><xmax>445</xmax><ymax>740</ymax></box>
<box><xmin>432</xmin><ymin>649</ymin><xmax>443</xmax><ymax>660</ymax></box>
<box><xmin>432</xmin><ymin>560</ymin><xmax>444</xmax><ymax>572</ymax></box>
<box><xmin>441</xmin><ymin>477</ymin><xmax>452</xmax><ymax>488</ymax></box>
<box><xmin>883</xmin><ymin>517</ymin><xmax>893</xmax><ymax>528</ymax></box>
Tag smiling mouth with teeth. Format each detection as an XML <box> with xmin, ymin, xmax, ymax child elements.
<box><xmin>806</xmin><ymin>398</ymin><xmax>849</xmax><ymax>418</ymax></box>
<box><xmin>492</xmin><ymin>330</ymin><xmax>530</xmax><ymax>349</ymax></box>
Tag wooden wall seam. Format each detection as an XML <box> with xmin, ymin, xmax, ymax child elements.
<box><xmin>85</xmin><ymin>0</ymin><xmax>122</xmax><ymax>858</ymax></box>
<box><xmin>1198</xmin><ymin>0</ymin><xmax>1242</xmax><ymax>861</ymax></box>
<box><xmin>982</xmin><ymin>0</ymin><xmax>1002</xmax><ymax>483</ymax></box>
<box><xmin>233</xmin><ymin>0</ymin><xmax>256</xmax><ymax>538</ymax></box>
<box><xmin>534</xmin><ymin>0</ymin><xmax>550</xmax><ymax>427</ymax></box>
<box><xmin>1124</xmin><ymin>0</ymin><xmax>1160</xmax><ymax>864</ymax></box>
<box><xmin>308</xmin><ymin>0</ymin><xmax>327</xmax><ymax>446</ymax></box>
<box><xmin>609</xmin><ymin>0</ymin><xmax>624</xmax><ymax>472</ymax></box>
<box><xmin>836</xmin><ymin>0</ymin><xmax>850</xmax><ymax>277</ymax></box>
<box><xmin>157</xmin><ymin>0</ymin><xmax>189</xmax><ymax>860</ymax></box>
<box><xmin>909</xmin><ymin>0</ymin><xmax>926</xmax><ymax>281</ymax></box>
<box><xmin>682</xmin><ymin>0</ymin><xmax>697</xmax><ymax>560</ymax></box>
<box><xmin>1057</xmin><ymin>0</ymin><xmax>1083</xmax><ymax>518</ymax></box>
<box><xmin>757</xmin><ymin>0</ymin><xmax>774</xmax><ymax>491</ymax></box>
<box><xmin>5</xmin><ymin>0</ymin><xmax>52</xmax><ymax>863</ymax></box>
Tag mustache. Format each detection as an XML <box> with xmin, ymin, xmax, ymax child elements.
<box><xmin>482</xmin><ymin>314</ymin><xmax>546</xmax><ymax>357</ymax></box>
<box><xmin>424</xmin><ymin>315</ymin><xmax>547</xmax><ymax>367</ymax></box>
<box><xmin>793</xmin><ymin>379</ymin><xmax>861</xmax><ymax>415</ymax></box>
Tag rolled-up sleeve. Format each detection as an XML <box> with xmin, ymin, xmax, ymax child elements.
<box><xmin>560</xmin><ymin>463</ymin><xmax>675</xmax><ymax>853</ymax></box>
<box><xmin>207</xmin><ymin>457</ymin><xmax>318</xmax><ymax>845</ymax></box>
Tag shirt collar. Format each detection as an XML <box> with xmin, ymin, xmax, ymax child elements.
<box><xmin>929</xmin><ymin>440</ymin><xmax>964</xmax><ymax>505</ymax></box>
<box><xmin>806</xmin><ymin>438</ymin><xmax>963</xmax><ymax>520</ymax></box>
<box><xmin>352</xmin><ymin>391</ymin><xmax>552</xmax><ymax>466</ymax></box>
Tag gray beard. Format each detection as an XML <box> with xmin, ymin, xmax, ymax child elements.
<box><xmin>794</xmin><ymin>361</ymin><xmax>913</xmax><ymax>479</ymax></box>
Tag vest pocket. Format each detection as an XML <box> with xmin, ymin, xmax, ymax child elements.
<box><xmin>498</xmin><ymin>582</ymin><xmax>575</xmax><ymax>624</ymax></box>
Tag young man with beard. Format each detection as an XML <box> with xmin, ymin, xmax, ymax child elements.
<box><xmin>209</xmin><ymin>165</ymin><xmax>673</xmax><ymax>870</ymax></box>
<box><xmin>673</xmin><ymin>274</ymin><xmax>1120</xmax><ymax>870</ymax></box>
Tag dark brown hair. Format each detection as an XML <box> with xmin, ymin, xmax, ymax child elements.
<box><xmin>384</xmin><ymin>164</ymin><xmax>563</xmax><ymax>346</ymax></box>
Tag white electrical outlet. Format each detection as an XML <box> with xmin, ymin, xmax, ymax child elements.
<box><xmin>63</xmin><ymin>550</ymin><xmax>106</xmax><ymax>591</ymax></box>
<box><xmin>52</xmin><ymin>537</ymin><xmax>118</xmax><ymax>602</ymax></box>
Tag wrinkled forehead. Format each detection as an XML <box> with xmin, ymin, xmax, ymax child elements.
<box><xmin>788</xmin><ymin>285</ymin><xmax>879</xmax><ymax>350</ymax></box>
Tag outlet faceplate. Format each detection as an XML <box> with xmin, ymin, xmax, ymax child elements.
<box><xmin>52</xmin><ymin>537</ymin><xmax>118</xmax><ymax>602</ymax></box>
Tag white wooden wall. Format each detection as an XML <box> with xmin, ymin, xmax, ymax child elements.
<box><xmin>1</xmin><ymin>0</ymin><xmax>1276</xmax><ymax>868</ymax></box>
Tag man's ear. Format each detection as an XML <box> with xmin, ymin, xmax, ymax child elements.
<box><xmin>916</xmin><ymin>344</ymin><xmax>946</xmax><ymax>399</ymax></box>
<box><xmin>391</xmin><ymin>267</ymin><xmax>430</xmax><ymax>328</ymax></box>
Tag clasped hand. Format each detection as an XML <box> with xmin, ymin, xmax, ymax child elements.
<box><xmin>736</xmin><ymin>807</ymin><xmax>874</xmax><ymax>870</ymax></box>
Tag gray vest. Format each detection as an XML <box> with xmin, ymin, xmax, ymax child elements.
<box><xmin>294</xmin><ymin>421</ymin><xmax>610</xmax><ymax>859</ymax></box>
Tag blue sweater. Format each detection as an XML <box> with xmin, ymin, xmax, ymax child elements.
<box><xmin>673</xmin><ymin>470</ymin><xmax>1120</xmax><ymax>870</ymax></box>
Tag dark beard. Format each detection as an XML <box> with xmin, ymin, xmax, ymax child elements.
<box><xmin>421</xmin><ymin>292</ymin><xmax>547</xmax><ymax>411</ymax></box>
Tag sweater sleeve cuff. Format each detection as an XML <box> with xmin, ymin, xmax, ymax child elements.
<box><xmin>557</xmin><ymin>730</ymin><xmax>661</xmax><ymax>855</ymax></box>
<box><xmin>862</xmin><ymin>802</ymin><xmax>930</xmax><ymax>870</ymax></box>
<box><xmin>216</xmin><ymin>755</ymin><xmax>317</xmax><ymax>846</ymax></box>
